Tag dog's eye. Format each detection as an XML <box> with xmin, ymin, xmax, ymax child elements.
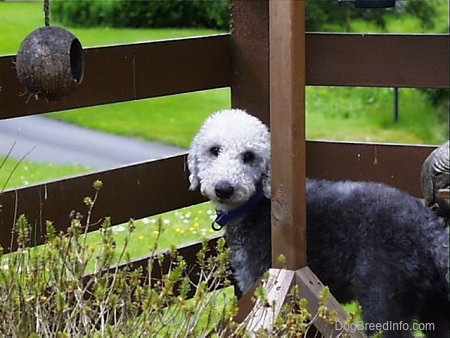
<box><xmin>242</xmin><ymin>151</ymin><xmax>255</xmax><ymax>164</ymax></box>
<box><xmin>209</xmin><ymin>146</ymin><xmax>220</xmax><ymax>157</ymax></box>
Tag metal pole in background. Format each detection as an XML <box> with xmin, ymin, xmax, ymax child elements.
<box><xmin>394</xmin><ymin>87</ymin><xmax>399</xmax><ymax>122</ymax></box>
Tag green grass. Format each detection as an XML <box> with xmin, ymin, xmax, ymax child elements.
<box><xmin>0</xmin><ymin>155</ymin><xmax>90</xmax><ymax>190</ymax></box>
<box><xmin>48</xmin><ymin>86</ymin><xmax>448</xmax><ymax>150</ymax></box>
<box><xmin>84</xmin><ymin>202</ymin><xmax>217</xmax><ymax>258</ymax></box>
<box><xmin>0</xmin><ymin>3</ymin><xmax>43</xmax><ymax>56</ymax></box>
<box><xmin>306</xmin><ymin>87</ymin><xmax>448</xmax><ymax>144</ymax></box>
<box><xmin>0</xmin><ymin>2</ymin><xmax>221</xmax><ymax>56</ymax></box>
<box><xmin>49</xmin><ymin>88</ymin><xmax>231</xmax><ymax>148</ymax></box>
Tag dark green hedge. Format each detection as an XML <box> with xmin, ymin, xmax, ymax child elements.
<box><xmin>51</xmin><ymin>0</ymin><xmax>230</xmax><ymax>30</ymax></box>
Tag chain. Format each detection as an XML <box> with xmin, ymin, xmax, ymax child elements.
<box><xmin>44</xmin><ymin>0</ymin><xmax>50</xmax><ymax>26</ymax></box>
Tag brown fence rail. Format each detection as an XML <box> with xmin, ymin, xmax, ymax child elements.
<box><xmin>0</xmin><ymin>34</ymin><xmax>231</xmax><ymax>119</ymax></box>
<box><xmin>0</xmin><ymin>154</ymin><xmax>205</xmax><ymax>252</ymax></box>
<box><xmin>306</xmin><ymin>33</ymin><xmax>449</xmax><ymax>88</ymax></box>
<box><xmin>1</xmin><ymin>33</ymin><xmax>447</xmax><ymax>120</ymax></box>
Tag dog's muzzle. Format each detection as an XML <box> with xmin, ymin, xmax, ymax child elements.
<box><xmin>215</xmin><ymin>180</ymin><xmax>234</xmax><ymax>200</ymax></box>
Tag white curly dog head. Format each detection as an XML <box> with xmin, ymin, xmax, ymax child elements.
<box><xmin>188</xmin><ymin>109</ymin><xmax>271</xmax><ymax>211</ymax></box>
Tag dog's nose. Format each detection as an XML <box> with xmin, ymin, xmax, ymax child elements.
<box><xmin>215</xmin><ymin>181</ymin><xmax>234</xmax><ymax>199</ymax></box>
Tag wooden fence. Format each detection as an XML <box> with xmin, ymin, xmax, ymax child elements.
<box><xmin>0</xmin><ymin>1</ymin><xmax>448</xmax><ymax>331</ymax></box>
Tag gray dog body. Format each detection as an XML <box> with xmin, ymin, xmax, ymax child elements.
<box><xmin>187</xmin><ymin>109</ymin><xmax>449</xmax><ymax>337</ymax></box>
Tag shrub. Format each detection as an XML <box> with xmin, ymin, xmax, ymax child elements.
<box><xmin>420</xmin><ymin>88</ymin><xmax>450</xmax><ymax>127</ymax></box>
<box><xmin>51</xmin><ymin>0</ymin><xmax>231</xmax><ymax>30</ymax></box>
<box><xmin>0</xmin><ymin>180</ymin><xmax>359</xmax><ymax>336</ymax></box>
<box><xmin>421</xmin><ymin>88</ymin><xmax>450</xmax><ymax>107</ymax></box>
<box><xmin>51</xmin><ymin>0</ymin><xmax>120</xmax><ymax>28</ymax></box>
<box><xmin>0</xmin><ymin>181</ymin><xmax>236</xmax><ymax>336</ymax></box>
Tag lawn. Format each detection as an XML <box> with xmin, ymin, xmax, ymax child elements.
<box><xmin>0</xmin><ymin>2</ymin><xmax>220</xmax><ymax>56</ymax></box>
<box><xmin>49</xmin><ymin>88</ymin><xmax>231</xmax><ymax>147</ymax></box>
<box><xmin>306</xmin><ymin>87</ymin><xmax>448</xmax><ymax>145</ymax></box>
<box><xmin>0</xmin><ymin>155</ymin><xmax>90</xmax><ymax>190</ymax></box>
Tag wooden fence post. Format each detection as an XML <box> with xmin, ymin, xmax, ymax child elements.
<box><xmin>230</xmin><ymin>0</ymin><xmax>270</xmax><ymax>125</ymax></box>
<box><xmin>234</xmin><ymin>1</ymin><xmax>366</xmax><ymax>336</ymax></box>
<box><xmin>269</xmin><ymin>0</ymin><xmax>307</xmax><ymax>271</ymax></box>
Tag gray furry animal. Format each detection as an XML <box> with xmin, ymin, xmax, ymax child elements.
<box><xmin>187</xmin><ymin>109</ymin><xmax>449</xmax><ymax>337</ymax></box>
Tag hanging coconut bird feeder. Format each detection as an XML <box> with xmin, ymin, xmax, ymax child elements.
<box><xmin>15</xmin><ymin>0</ymin><xmax>84</xmax><ymax>101</ymax></box>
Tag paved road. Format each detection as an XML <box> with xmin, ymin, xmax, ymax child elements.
<box><xmin>0</xmin><ymin>115</ymin><xmax>185</xmax><ymax>170</ymax></box>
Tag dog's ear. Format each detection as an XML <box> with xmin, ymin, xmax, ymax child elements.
<box><xmin>262</xmin><ymin>161</ymin><xmax>271</xmax><ymax>198</ymax></box>
<box><xmin>187</xmin><ymin>149</ymin><xmax>200</xmax><ymax>190</ymax></box>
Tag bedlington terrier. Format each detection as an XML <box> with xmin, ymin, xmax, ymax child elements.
<box><xmin>187</xmin><ymin>109</ymin><xmax>449</xmax><ymax>337</ymax></box>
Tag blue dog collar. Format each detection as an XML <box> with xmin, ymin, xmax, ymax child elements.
<box><xmin>211</xmin><ymin>189</ymin><xmax>266</xmax><ymax>231</ymax></box>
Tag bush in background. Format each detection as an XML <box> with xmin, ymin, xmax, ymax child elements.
<box><xmin>305</xmin><ymin>0</ymin><xmax>437</xmax><ymax>32</ymax></box>
<box><xmin>51</xmin><ymin>0</ymin><xmax>440</xmax><ymax>33</ymax></box>
<box><xmin>52</xmin><ymin>0</ymin><xmax>231</xmax><ymax>30</ymax></box>
<box><xmin>51</xmin><ymin>0</ymin><xmax>119</xmax><ymax>27</ymax></box>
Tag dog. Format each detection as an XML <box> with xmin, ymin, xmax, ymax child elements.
<box><xmin>187</xmin><ymin>109</ymin><xmax>449</xmax><ymax>337</ymax></box>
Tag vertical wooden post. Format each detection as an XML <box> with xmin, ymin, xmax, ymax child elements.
<box><xmin>270</xmin><ymin>0</ymin><xmax>307</xmax><ymax>269</ymax></box>
<box><xmin>231</xmin><ymin>2</ymin><xmax>366</xmax><ymax>335</ymax></box>
<box><xmin>230</xmin><ymin>0</ymin><xmax>270</xmax><ymax>125</ymax></box>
